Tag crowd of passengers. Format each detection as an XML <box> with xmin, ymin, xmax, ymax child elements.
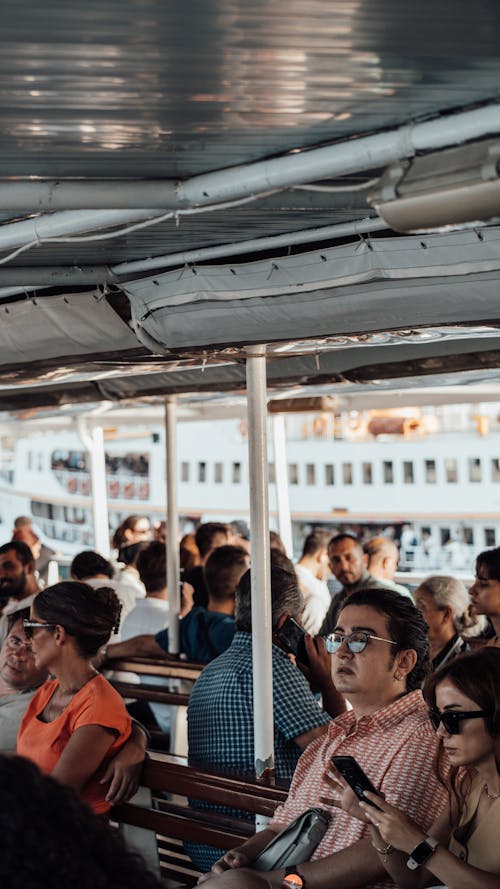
<box><xmin>0</xmin><ymin>514</ymin><xmax>498</xmax><ymax>889</ymax></box>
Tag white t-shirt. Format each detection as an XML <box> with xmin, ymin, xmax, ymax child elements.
<box><xmin>294</xmin><ymin>564</ymin><xmax>331</xmax><ymax>635</ymax></box>
<box><xmin>121</xmin><ymin>596</ymin><xmax>169</xmax><ymax>640</ymax></box>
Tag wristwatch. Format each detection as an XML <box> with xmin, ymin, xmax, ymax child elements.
<box><xmin>406</xmin><ymin>836</ymin><xmax>439</xmax><ymax>870</ymax></box>
<box><xmin>283</xmin><ymin>866</ymin><xmax>305</xmax><ymax>889</ymax></box>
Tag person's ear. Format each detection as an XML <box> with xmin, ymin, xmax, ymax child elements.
<box><xmin>440</xmin><ymin>605</ymin><xmax>453</xmax><ymax>626</ymax></box>
<box><xmin>394</xmin><ymin>648</ymin><xmax>417</xmax><ymax>680</ymax></box>
<box><xmin>53</xmin><ymin>625</ymin><xmax>67</xmax><ymax>646</ymax></box>
<box><xmin>26</xmin><ymin>560</ymin><xmax>36</xmax><ymax>576</ymax></box>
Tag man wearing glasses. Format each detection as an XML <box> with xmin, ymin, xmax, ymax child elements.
<box><xmin>0</xmin><ymin>609</ymin><xmax>47</xmax><ymax>751</ymax></box>
<box><xmin>201</xmin><ymin>589</ymin><xmax>447</xmax><ymax>889</ymax></box>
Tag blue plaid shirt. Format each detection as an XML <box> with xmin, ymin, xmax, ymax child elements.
<box><xmin>185</xmin><ymin>631</ymin><xmax>330</xmax><ymax>871</ymax></box>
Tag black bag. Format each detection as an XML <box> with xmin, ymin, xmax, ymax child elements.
<box><xmin>252</xmin><ymin>808</ymin><xmax>330</xmax><ymax>871</ymax></box>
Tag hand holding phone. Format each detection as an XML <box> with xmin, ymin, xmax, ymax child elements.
<box><xmin>331</xmin><ymin>755</ymin><xmax>383</xmax><ymax>810</ymax></box>
<box><xmin>276</xmin><ymin>616</ymin><xmax>310</xmax><ymax>668</ymax></box>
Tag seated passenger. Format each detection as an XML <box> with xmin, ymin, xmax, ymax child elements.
<box><xmin>295</xmin><ymin>529</ymin><xmax>332</xmax><ymax>634</ymax></box>
<box><xmin>71</xmin><ymin>549</ymin><xmax>141</xmax><ymax>627</ymax></box>
<box><xmin>201</xmin><ymin>589</ymin><xmax>446</xmax><ymax>889</ymax></box>
<box><xmin>414</xmin><ymin>574</ymin><xmax>484</xmax><ymax>670</ymax></box>
<box><xmin>182</xmin><ymin>523</ymin><xmax>231</xmax><ymax>608</ymax></box>
<box><xmin>333</xmin><ymin>648</ymin><xmax>500</xmax><ymax>887</ymax></box>
<box><xmin>0</xmin><ymin>754</ymin><xmax>163</xmax><ymax>889</ymax></box>
<box><xmin>104</xmin><ymin>544</ymin><xmax>249</xmax><ymax>664</ymax></box>
<box><xmin>186</xmin><ymin>565</ymin><xmax>341</xmax><ymax>871</ymax></box>
<box><xmin>470</xmin><ymin>546</ymin><xmax>500</xmax><ymax>648</ymax></box>
<box><xmin>0</xmin><ymin>607</ymin><xmax>150</xmax><ymax>801</ymax></box>
<box><xmin>363</xmin><ymin>536</ymin><xmax>413</xmax><ymax>599</ymax></box>
<box><xmin>320</xmin><ymin>534</ymin><xmax>391</xmax><ymax>635</ymax></box>
<box><xmin>17</xmin><ymin>581</ymin><xmax>133</xmax><ymax>814</ymax></box>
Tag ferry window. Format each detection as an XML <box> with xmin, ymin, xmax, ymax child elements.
<box><xmin>383</xmin><ymin>461</ymin><xmax>394</xmax><ymax>484</ymax></box>
<box><xmin>214</xmin><ymin>462</ymin><xmax>223</xmax><ymax>483</ymax></box>
<box><xmin>232</xmin><ymin>462</ymin><xmax>241</xmax><ymax>483</ymax></box>
<box><xmin>485</xmin><ymin>528</ymin><xmax>496</xmax><ymax>547</ymax></box>
<box><xmin>268</xmin><ymin>462</ymin><xmax>275</xmax><ymax>484</ymax></box>
<box><xmin>362</xmin><ymin>462</ymin><xmax>373</xmax><ymax>484</ymax></box>
<box><xmin>425</xmin><ymin>460</ymin><xmax>437</xmax><ymax>483</ymax></box>
<box><xmin>463</xmin><ymin>527</ymin><xmax>474</xmax><ymax>545</ymax></box>
<box><xmin>403</xmin><ymin>461</ymin><xmax>414</xmax><ymax>484</ymax></box>
<box><xmin>306</xmin><ymin>464</ymin><xmax>316</xmax><ymax>485</ymax></box>
<box><xmin>445</xmin><ymin>458</ymin><xmax>458</xmax><ymax>483</ymax></box>
<box><xmin>27</xmin><ymin>451</ymin><xmax>32</xmax><ymax>470</ymax></box>
<box><xmin>342</xmin><ymin>463</ymin><xmax>353</xmax><ymax>485</ymax></box>
<box><xmin>492</xmin><ymin>459</ymin><xmax>500</xmax><ymax>482</ymax></box>
<box><xmin>38</xmin><ymin>453</ymin><xmax>43</xmax><ymax>471</ymax></box>
<box><xmin>181</xmin><ymin>461</ymin><xmax>190</xmax><ymax>483</ymax></box>
<box><xmin>289</xmin><ymin>463</ymin><xmax>299</xmax><ymax>485</ymax></box>
<box><xmin>198</xmin><ymin>461</ymin><xmax>207</xmax><ymax>483</ymax></box>
<box><xmin>468</xmin><ymin>458</ymin><xmax>481</xmax><ymax>483</ymax></box>
<box><xmin>325</xmin><ymin>464</ymin><xmax>335</xmax><ymax>486</ymax></box>
<box><xmin>440</xmin><ymin>527</ymin><xmax>451</xmax><ymax>545</ymax></box>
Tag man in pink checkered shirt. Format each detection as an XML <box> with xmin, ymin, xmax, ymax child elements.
<box><xmin>199</xmin><ymin>588</ymin><xmax>446</xmax><ymax>889</ymax></box>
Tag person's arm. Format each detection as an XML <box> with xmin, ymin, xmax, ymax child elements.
<box><xmin>360</xmin><ymin>791</ymin><xmax>500</xmax><ymax>889</ymax></box>
<box><xmin>104</xmin><ymin>634</ymin><xmax>167</xmax><ymax>661</ymax></box>
<box><xmin>200</xmin><ymin>836</ymin><xmax>386</xmax><ymax>889</ymax></box>
<box><xmin>301</xmin><ymin>634</ymin><xmax>346</xmax><ymax>718</ymax></box>
<box><xmin>99</xmin><ymin>721</ymin><xmax>147</xmax><ymax>804</ymax></box>
<box><xmin>51</xmin><ymin>724</ymin><xmax>119</xmax><ymax>792</ymax></box>
<box><xmin>199</xmin><ymin>827</ymin><xmax>280</xmax><ymax>881</ymax></box>
<box><xmin>294</xmin><ymin>723</ymin><xmax>328</xmax><ymax>750</ymax></box>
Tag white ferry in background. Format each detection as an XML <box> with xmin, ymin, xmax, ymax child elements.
<box><xmin>1</xmin><ymin>401</ymin><xmax>500</xmax><ymax>571</ymax></box>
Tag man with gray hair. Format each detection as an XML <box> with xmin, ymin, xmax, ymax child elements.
<box><xmin>413</xmin><ymin>574</ymin><xmax>482</xmax><ymax>670</ymax></box>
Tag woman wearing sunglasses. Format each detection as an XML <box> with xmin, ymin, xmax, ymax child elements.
<box><xmin>17</xmin><ymin>581</ymin><xmax>131</xmax><ymax>815</ymax></box>
<box><xmin>333</xmin><ymin>648</ymin><xmax>500</xmax><ymax>888</ymax></box>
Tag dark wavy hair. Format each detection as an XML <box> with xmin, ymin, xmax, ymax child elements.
<box><xmin>423</xmin><ymin>648</ymin><xmax>500</xmax><ymax>824</ymax></box>
<box><xmin>112</xmin><ymin>515</ymin><xmax>147</xmax><ymax>551</ymax></box>
<box><xmin>0</xmin><ymin>755</ymin><xmax>162</xmax><ymax>889</ymax></box>
<box><xmin>342</xmin><ymin>588</ymin><xmax>431</xmax><ymax>691</ymax></box>
<box><xmin>34</xmin><ymin>581</ymin><xmax>122</xmax><ymax>657</ymax></box>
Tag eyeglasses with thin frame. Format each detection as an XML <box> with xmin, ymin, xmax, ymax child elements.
<box><xmin>429</xmin><ymin>709</ymin><xmax>492</xmax><ymax>735</ymax></box>
<box><xmin>22</xmin><ymin>619</ymin><xmax>56</xmax><ymax>639</ymax></box>
<box><xmin>325</xmin><ymin>631</ymin><xmax>397</xmax><ymax>654</ymax></box>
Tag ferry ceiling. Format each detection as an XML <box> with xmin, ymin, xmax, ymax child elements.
<box><xmin>2</xmin><ymin>1</ymin><xmax>500</xmax><ymax>411</ymax></box>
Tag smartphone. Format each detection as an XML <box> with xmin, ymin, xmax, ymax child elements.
<box><xmin>331</xmin><ymin>755</ymin><xmax>382</xmax><ymax>810</ymax></box>
<box><xmin>276</xmin><ymin>616</ymin><xmax>310</xmax><ymax>668</ymax></box>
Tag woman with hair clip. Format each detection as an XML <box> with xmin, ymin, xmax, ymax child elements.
<box><xmin>17</xmin><ymin>581</ymin><xmax>132</xmax><ymax>815</ymax></box>
<box><xmin>331</xmin><ymin>648</ymin><xmax>500</xmax><ymax>888</ymax></box>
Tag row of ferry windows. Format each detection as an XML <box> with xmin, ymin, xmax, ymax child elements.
<box><xmin>181</xmin><ymin>457</ymin><xmax>500</xmax><ymax>486</ymax></box>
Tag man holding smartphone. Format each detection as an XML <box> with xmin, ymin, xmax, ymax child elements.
<box><xmin>201</xmin><ymin>589</ymin><xmax>446</xmax><ymax>889</ymax></box>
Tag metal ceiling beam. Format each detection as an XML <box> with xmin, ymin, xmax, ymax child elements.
<box><xmin>0</xmin><ymin>103</ymin><xmax>498</xmax><ymax>210</ymax></box>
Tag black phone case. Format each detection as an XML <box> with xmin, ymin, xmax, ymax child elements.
<box><xmin>331</xmin><ymin>756</ymin><xmax>382</xmax><ymax>810</ymax></box>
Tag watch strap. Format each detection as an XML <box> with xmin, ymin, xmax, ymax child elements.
<box><xmin>407</xmin><ymin>836</ymin><xmax>439</xmax><ymax>870</ymax></box>
<box><xmin>283</xmin><ymin>866</ymin><xmax>305</xmax><ymax>889</ymax></box>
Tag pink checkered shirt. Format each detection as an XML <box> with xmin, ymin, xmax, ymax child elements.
<box><xmin>270</xmin><ymin>690</ymin><xmax>447</xmax><ymax>889</ymax></box>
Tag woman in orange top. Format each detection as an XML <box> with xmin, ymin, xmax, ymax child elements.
<box><xmin>17</xmin><ymin>580</ymin><xmax>131</xmax><ymax>815</ymax></box>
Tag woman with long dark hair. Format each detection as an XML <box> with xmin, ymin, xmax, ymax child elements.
<box><xmin>470</xmin><ymin>546</ymin><xmax>500</xmax><ymax>647</ymax></box>
<box><xmin>17</xmin><ymin>581</ymin><xmax>131</xmax><ymax>814</ymax></box>
<box><xmin>332</xmin><ymin>648</ymin><xmax>500</xmax><ymax>887</ymax></box>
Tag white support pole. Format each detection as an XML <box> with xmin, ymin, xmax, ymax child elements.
<box><xmin>271</xmin><ymin>414</ymin><xmax>294</xmax><ymax>559</ymax></box>
<box><xmin>246</xmin><ymin>346</ymin><xmax>274</xmax><ymax>790</ymax></box>
<box><xmin>77</xmin><ymin>421</ymin><xmax>110</xmax><ymax>557</ymax></box>
<box><xmin>165</xmin><ymin>397</ymin><xmax>180</xmax><ymax>653</ymax></box>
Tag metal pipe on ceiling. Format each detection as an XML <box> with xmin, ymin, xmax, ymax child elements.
<box><xmin>0</xmin><ymin>103</ymin><xmax>498</xmax><ymax>210</ymax></box>
<box><xmin>0</xmin><ymin>209</ymin><xmax>163</xmax><ymax>250</ymax></box>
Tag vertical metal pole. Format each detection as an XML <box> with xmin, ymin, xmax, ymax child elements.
<box><xmin>77</xmin><ymin>421</ymin><xmax>110</xmax><ymax>557</ymax></box>
<box><xmin>165</xmin><ymin>397</ymin><xmax>180</xmax><ymax>653</ymax></box>
<box><xmin>246</xmin><ymin>346</ymin><xmax>274</xmax><ymax>788</ymax></box>
<box><xmin>271</xmin><ymin>414</ymin><xmax>294</xmax><ymax>558</ymax></box>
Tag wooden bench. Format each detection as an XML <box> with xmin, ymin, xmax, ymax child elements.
<box><xmin>111</xmin><ymin>752</ymin><xmax>289</xmax><ymax>885</ymax></box>
<box><xmin>107</xmin><ymin>656</ymin><xmax>205</xmax><ymax>707</ymax></box>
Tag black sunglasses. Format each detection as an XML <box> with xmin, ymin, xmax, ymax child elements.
<box><xmin>429</xmin><ymin>709</ymin><xmax>491</xmax><ymax>735</ymax></box>
<box><xmin>22</xmin><ymin>619</ymin><xmax>56</xmax><ymax>639</ymax></box>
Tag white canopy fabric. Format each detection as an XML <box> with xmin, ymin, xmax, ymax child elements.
<box><xmin>124</xmin><ymin>226</ymin><xmax>500</xmax><ymax>352</ymax></box>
